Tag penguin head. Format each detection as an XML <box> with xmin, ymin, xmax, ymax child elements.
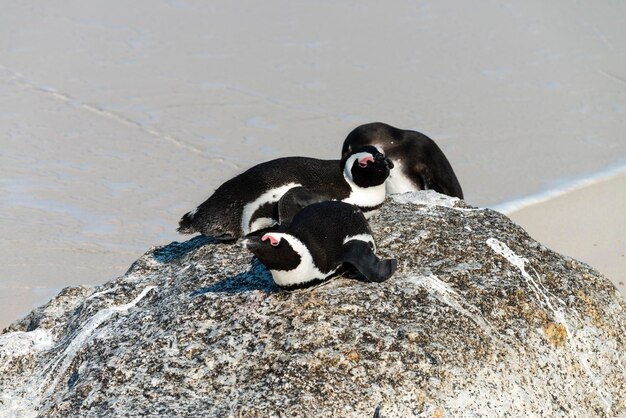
<box><xmin>341</xmin><ymin>122</ymin><xmax>398</xmax><ymax>159</ymax></box>
<box><xmin>241</xmin><ymin>232</ymin><xmax>302</xmax><ymax>272</ymax></box>
<box><xmin>342</xmin><ymin>145</ymin><xmax>394</xmax><ymax>188</ymax></box>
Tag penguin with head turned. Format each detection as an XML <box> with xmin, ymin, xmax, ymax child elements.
<box><xmin>242</xmin><ymin>200</ymin><xmax>397</xmax><ymax>288</ymax></box>
<box><xmin>342</xmin><ymin>122</ymin><xmax>464</xmax><ymax>199</ymax></box>
<box><xmin>178</xmin><ymin>146</ymin><xmax>394</xmax><ymax>241</ymax></box>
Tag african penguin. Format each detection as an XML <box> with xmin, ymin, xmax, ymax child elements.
<box><xmin>178</xmin><ymin>146</ymin><xmax>394</xmax><ymax>240</ymax></box>
<box><xmin>342</xmin><ymin>122</ymin><xmax>464</xmax><ymax>199</ymax></box>
<box><xmin>242</xmin><ymin>201</ymin><xmax>397</xmax><ymax>288</ymax></box>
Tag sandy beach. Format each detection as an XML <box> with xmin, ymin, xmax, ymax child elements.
<box><xmin>1</xmin><ymin>1</ymin><xmax>625</xmax><ymax>329</ymax></box>
<box><xmin>508</xmin><ymin>172</ymin><xmax>626</xmax><ymax>297</ymax></box>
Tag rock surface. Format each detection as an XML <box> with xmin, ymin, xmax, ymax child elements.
<box><xmin>1</xmin><ymin>191</ymin><xmax>625</xmax><ymax>417</ymax></box>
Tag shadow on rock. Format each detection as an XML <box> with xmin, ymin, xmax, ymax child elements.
<box><xmin>191</xmin><ymin>259</ymin><xmax>279</xmax><ymax>295</ymax></box>
<box><xmin>153</xmin><ymin>235</ymin><xmax>218</xmax><ymax>264</ymax></box>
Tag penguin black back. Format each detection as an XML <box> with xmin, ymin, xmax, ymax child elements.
<box><xmin>178</xmin><ymin>146</ymin><xmax>393</xmax><ymax>240</ymax></box>
<box><xmin>243</xmin><ymin>201</ymin><xmax>397</xmax><ymax>288</ymax></box>
<box><xmin>342</xmin><ymin>122</ymin><xmax>463</xmax><ymax>199</ymax></box>
<box><xmin>286</xmin><ymin>201</ymin><xmax>372</xmax><ymax>272</ymax></box>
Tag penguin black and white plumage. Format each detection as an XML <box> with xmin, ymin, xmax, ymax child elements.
<box><xmin>342</xmin><ymin>122</ymin><xmax>464</xmax><ymax>199</ymax></box>
<box><xmin>178</xmin><ymin>146</ymin><xmax>394</xmax><ymax>240</ymax></box>
<box><xmin>242</xmin><ymin>201</ymin><xmax>397</xmax><ymax>288</ymax></box>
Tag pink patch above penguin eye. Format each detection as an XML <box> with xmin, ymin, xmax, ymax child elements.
<box><xmin>358</xmin><ymin>156</ymin><xmax>374</xmax><ymax>167</ymax></box>
<box><xmin>262</xmin><ymin>234</ymin><xmax>280</xmax><ymax>246</ymax></box>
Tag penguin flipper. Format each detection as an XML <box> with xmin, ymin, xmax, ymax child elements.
<box><xmin>420</xmin><ymin>172</ymin><xmax>446</xmax><ymax>196</ymax></box>
<box><xmin>411</xmin><ymin>164</ymin><xmax>463</xmax><ymax>200</ymax></box>
<box><xmin>341</xmin><ymin>240</ymin><xmax>397</xmax><ymax>283</ymax></box>
<box><xmin>413</xmin><ymin>160</ymin><xmax>463</xmax><ymax>199</ymax></box>
<box><xmin>424</xmin><ymin>176</ymin><xmax>464</xmax><ymax>200</ymax></box>
<box><xmin>277</xmin><ymin>186</ymin><xmax>329</xmax><ymax>226</ymax></box>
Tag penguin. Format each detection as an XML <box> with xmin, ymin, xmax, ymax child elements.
<box><xmin>241</xmin><ymin>201</ymin><xmax>397</xmax><ymax>288</ymax></box>
<box><xmin>341</xmin><ymin>122</ymin><xmax>464</xmax><ymax>199</ymax></box>
<box><xmin>178</xmin><ymin>145</ymin><xmax>394</xmax><ymax>241</ymax></box>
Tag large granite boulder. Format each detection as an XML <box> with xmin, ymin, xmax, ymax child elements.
<box><xmin>1</xmin><ymin>191</ymin><xmax>624</xmax><ymax>417</ymax></box>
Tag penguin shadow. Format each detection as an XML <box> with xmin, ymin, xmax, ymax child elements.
<box><xmin>191</xmin><ymin>258</ymin><xmax>280</xmax><ymax>295</ymax></box>
<box><xmin>152</xmin><ymin>235</ymin><xmax>220</xmax><ymax>264</ymax></box>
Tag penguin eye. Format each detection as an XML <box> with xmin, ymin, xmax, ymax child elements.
<box><xmin>262</xmin><ymin>234</ymin><xmax>280</xmax><ymax>247</ymax></box>
<box><xmin>358</xmin><ymin>156</ymin><xmax>374</xmax><ymax>168</ymax></box>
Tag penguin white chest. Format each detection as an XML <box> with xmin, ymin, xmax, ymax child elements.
<box><xmin>385</xmin><ymin>162</ymin><xmax>419</xmax><ymax>194</ymax></box>
<box><xmin>269</xmin><ymin>236</ymin><xmax>337</xmax><ymax>287</ymax></box>
<box><xmin>270</xmin><ymin>262</ymin><xmax>336</xmax><ymax>287</ymax></box>
<box><xmin>342</xmin><ymin>182</ymin><xmax>386</xmax><ymax>208</ymax></box>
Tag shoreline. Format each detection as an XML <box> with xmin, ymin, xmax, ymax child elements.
<box><xmin>491</xmin><ymin>161</ymin><xmax>626</xmax><ymax>215</ymax></box>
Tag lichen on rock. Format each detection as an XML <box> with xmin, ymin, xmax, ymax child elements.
<box><xmin>1</xmin><ymin>191</ymin><xmax>624</xmax><ymax>417</ymax></box>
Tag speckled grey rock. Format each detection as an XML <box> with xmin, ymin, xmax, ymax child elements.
<box><xmin>1</xmin><ymin>191</ymin><xmax>625</xmax><ymax>417</ymax></box>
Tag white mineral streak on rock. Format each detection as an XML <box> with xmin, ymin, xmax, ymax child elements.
<box><xmin>0</xmin><ymin>286</ymin><xmax>156</xmax><ymax>418</ymax></box>
<box><xmin>0</xmin><ymin>329</ymin><xmax>53</xmax><ymax>358</ymax></box>
<box><xmin>85</xmin><ymin>286</ymin><xmax>119</xmax><ymax>301</ymax></box>
<box><xmin>486</xmin><ymin>237</ymin><xmax>618</xmax><ymax>413</ymax></box>
<box><xmin>407</xmin><ymin>274</ymin><xmax>499</xmax><ymax>340</ymax></box>
<box><xmin>486</xmin><ymin>237</ymin><xmax>562</xmax><ymax>314</ymax></box>
<box><xmin>42</xmin><ymin>286</ymin><xmax>157</xmax><ymax>396</ymax></box>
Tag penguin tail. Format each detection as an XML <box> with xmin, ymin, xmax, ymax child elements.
<box><xmin>177</xmin><ymin>210</ymin><xmax>197</xmax><ymax>234</ymax></box>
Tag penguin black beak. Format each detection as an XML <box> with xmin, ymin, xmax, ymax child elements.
<box><xmin>374</xmin><ymin>153</ymin><xmax>394</xmax><ymax>169</ymax></box>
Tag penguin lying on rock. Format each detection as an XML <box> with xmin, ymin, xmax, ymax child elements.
<box><xmin>242</xmin><ymin>201</ymin><xmax>397</xmax><ymax>288</ymax></box>
<box><xmin>178</xmin><ymin>146</ymin><xmax>394</xmax><ymax>241</ymax></box>
<box><xmin>342</xmin><ymin>122</ymin><xmax>464</xmax><ymax>199</ymax></box>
